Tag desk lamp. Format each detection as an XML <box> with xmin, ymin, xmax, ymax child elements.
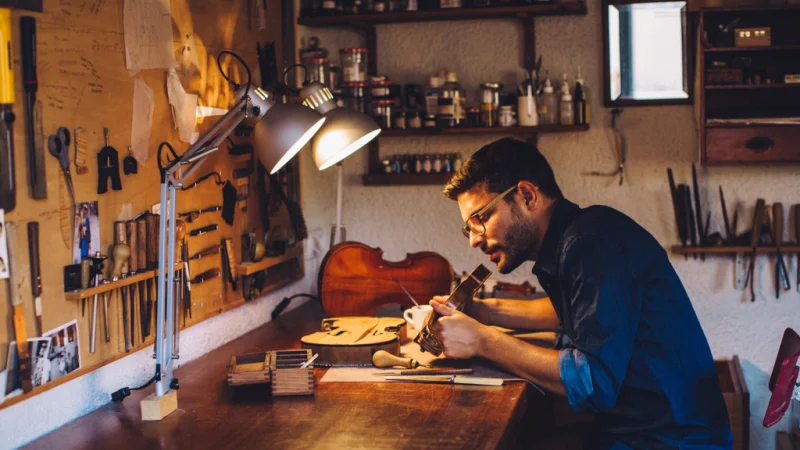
<box><xmin>138</xmin><ymin>62</ymin><xmax>377</xmax><ymax>421</ymax></box>
<box><xmin>299</xmin><ymin>81</ymin><xmax>381</xmax><ymax>246</ymax></box>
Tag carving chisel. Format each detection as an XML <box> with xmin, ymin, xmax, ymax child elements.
<box><xmin>126</xmin><ymin>221</ymin><xmax>138</xmax><ymax>344</ymax></box>
<box><xmin>691</xmin><ymin>164</ymin><xmax>704</xmax><ymax>260</ymax></box>
<box><xmin>773</xmin><ymin>203</ymin><xmax>790</xmax><ymax>298</ymax></box>
<box><xmin>719</xmin><ymin>186</ymin><xmax>732</xmax><ymax>242</ymax></box>
<box><xmin>384</xmin><ymin>375</ymin><xmax>503</xmax><ymax>386</ymax></box>
<box><xmin>745</xmin><ymin>199</ymin><xmax>766</xmax><ymax>302</ymax></box>
<box><xmin>181</xmin><ymin>240</ymin><xmax>191</xmax><ymax>322</ymax></box>
<box><xmin>21</xmin><ymin>16</ymin><xmax>46</xmax><ymax>199</ymax></box>
<box><xmin>112</xmin><ymin>243</ymin><xmax>131</xmax><ymax>352</ymax></box>
<box><xmin>6</xmin><ymin>223</ymin><xmax>32</xmax><ymax>392</ymax></box>
<box><xmin>145</xmin><ymin>214</ymin><xmax>160</xmax><ymax>337</ymax></box>
<box><xmin>0</xmin><ymin>9</ymin><xmax>17</xmax><ymax>211</ymax></box>
<box><xmin>27</xmin><ymin>222</ymin><xmax>43</xmax><ymax>335</ymax></box>
<box><xmin>189</xmin><ymin>243</ymin><xmax>222</xmax><ymax>261</ymax></box>
<box><xmin>377</xmin><ymin>368</ymin><xmax>473</xmax><ymax>376</ymax></box>
<box><xmin>178</xmin><ymin>205</ymin><xmax>222</xmax><ymax>223</ymax></box>
<box><xmin>136</xmin><ymin>218</ymin><xmax>147</xmax><ymax>341</ymax></box>
<box><xmin>189</xmin><ymin>268</ymin><xmax>221</xmax><ymax>285</ymax></box>
<box><xmin>795</xmin><ymin>205</ymin><xmax>800</xmax><ymax>293</ymax></box>
<box><xmin>90</xmin><ymin>272</ymin><xmax>99</xmax><ymax>353</ymax></box>
<box><xmin>188</xmin><ymin>223</ymin><xmax>218</xmax><ymax>237</ymax></box>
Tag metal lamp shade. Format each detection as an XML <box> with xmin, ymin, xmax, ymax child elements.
<box><xmin>312</xmin><ymin>107</ymin><xmax>381</xmax><ymax>171</ymax></box>
<box><xmin>253</xmin><ymin>103</ymin><xmax>326</xmax><ymax>174</ymax></box>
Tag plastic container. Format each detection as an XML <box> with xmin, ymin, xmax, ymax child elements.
<box><xmin>498</xmin><ymin>105</ymin><xmax>516</xmax><ymax>127</ymax></box>
<box><xmin>340</xmin><ymin>48</ymin><xmax>368</xmax><ymax>83</ymax></box>
<box><xmin>538</xmin><ymin>79</ymin><xmax>557</xmax><ymax>125</ymax></box>
<box><xmin>441</xmin><ymin>72</ymin><xmax>466</xmax><ymax>125</ymax></box>
<box><xmin>425</xmin><ymin>74</ymin><xmax>443</xmax><ymax>117</ymax></box>
<box><xmin>559</xmin><ymin>89</ymin><xmax>574</xmax><ymax>126</ymax></box>
<box><xmin>371</xmin><ymin>99</ymin><xmax>394</xmax><ymax>129</ymax></box>
<box><xmin>480</xmin><ymin>82</ymin><xmax>502</xmax><ymax>127</ymax></box>
<box><xmin>518</xmin><ymin>83</ymin><xmax>538</xmax><ymax>126</ymax></box>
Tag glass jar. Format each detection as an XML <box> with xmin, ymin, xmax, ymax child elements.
<box><xmin>422</xmin><ymin>155</ymin><xmax>432</xmax><ymax>173</ymax></box>
<box><xmin>480</xmin><ymin>82</ymin><xmax>502</xmax><ymax>127</ymax></box>
<box><xmin>440</xmin><ymin>0</ymin><xmax>461</xmax><ymax>8</ymax></box>
<box><xmin>498</xmin><ymin>105</ymin><xmax>516</xmax><ymax>127</ymax></box>
<box><xmin>340</xmin><ymin>48</ymin><xmax>368</xmax><ymax>83</ymax></box>
<box><xmin>401</xmin><ymin>0</ymin><xmax>418</xmax><ymax>11</ymax></box>
<box><xmin>413</xmin><ymin>155</ymin><xmax>422</xmax><ymax>173</ymax></box>
<box><xmin>467</xmin><ymin>107</ymin><xmax>481</xmax><ymax>128</ymax></box>
<box><xmin>382</xmin><ymin>158</ymin><xmax>392</xmax><ymax>173</ymax></box>
<box><xmin>370</xmin><ymin>80</ymin><xmax>397</xmax><ymax>101</ymax></box>
<box><xmin>403</xmin><ymin>84</ymin><xmax>423</xmax><ymax>110</ymax></box>
<box><xmin>393</xmin><ymin>110</ymin><xmax>406</xmax><ymax>129</ymax></box>
<box><xmin>407</xmin><ymin>111</ymin><xmax>422</xmax><ymax>129</ymax></box>
<box><xmin>340</xmin><ymin>82</ymin><xmax>368</xmax><ymax>113</ymax></box>
<box><xmin>433</xmin><ymin>154</ymin><xmax>442</xmax><ymax>173</ymax></box>
<box><xmin>370</xmin><ymin>99</ymin><xmax>394</xmax><ymax>129</ymax></box>
<box><xmin>328</xmin><ymin>65</ymin><xmax>340</xmax><ymax>91</ymax></box>
<box><xmin>424</xmin><ymin>114</ymin><xmax>437</xmax><ymax>128</ymax></box>
<box><xmin>443</xmin><ymin>154</ymin><xmax>453</xmax><ymax>172</ymax></box>
<box><xmin>373</xmin><ymin>0</ymin><xmax>388</xmax><ymax>11</ymax></box>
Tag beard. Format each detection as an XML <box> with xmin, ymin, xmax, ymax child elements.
<box><xmin>493</xmin><ymin>205</ymin><xmax>537</xmax><ymax>274</ymax></box>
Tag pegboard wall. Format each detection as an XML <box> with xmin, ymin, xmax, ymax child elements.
<box><xmin>0</xmin><ymin>0</ymin><xmax>304</xmax><ymax>408</ymax></box>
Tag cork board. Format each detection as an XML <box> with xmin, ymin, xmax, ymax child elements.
<box><xmin>0</xmin><ymin>0</ymin><xmax>304</xmax><ymax>407</ymax></box>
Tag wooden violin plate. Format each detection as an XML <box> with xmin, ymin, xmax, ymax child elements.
<box><xmin>301</xmin><ymin>317</ymin><xmax>408</xmax><ymax>367</ymax></box>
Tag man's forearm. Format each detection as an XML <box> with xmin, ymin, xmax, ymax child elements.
<box><xmin>479</xmin><ymin>326</ymin><xmax>565</xmax><ymax>396</ymax></box>
<box><xmin>482</xmin><ymin>297</ymin><xmax>561</xmax><ymax>332</ymax></box>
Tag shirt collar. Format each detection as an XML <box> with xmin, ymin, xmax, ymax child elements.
<box><xmin>532</xmin><ymin>198</ymin><xmax>580</xmax><ymax>279</ymax></box>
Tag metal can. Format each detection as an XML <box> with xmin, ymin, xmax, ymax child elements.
<box><xmin>340</xmin><ymin>48</ymin><xmax>368</xmax><ymax>83</ymax></box>
<box><xmin>370</xmin><ymin>99</ymin><xmax>394</xmax><ymax>129</ymax></box>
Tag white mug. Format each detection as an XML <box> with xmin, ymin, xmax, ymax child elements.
<box><xmin>403</xmin><ymin>305</ymin><xmax>433</xmax><ymax>331</ymax></box>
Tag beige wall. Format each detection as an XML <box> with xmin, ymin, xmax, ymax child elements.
<box><xmin>298</xmin><ymin>1</ymin><xmax>800</xmax><ymax>448</ymax></box>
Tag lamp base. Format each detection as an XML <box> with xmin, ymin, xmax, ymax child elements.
<box><xmin>140</xmin><ymin>389</ymin><xmax>178</xmax><ymax>421</ymax></box>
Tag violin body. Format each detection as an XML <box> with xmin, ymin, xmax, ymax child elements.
<box><xmin>318</xmin><ymin>241</ymin><xmax>454</xmax><ymax>317</ymax></box>
<box><xmin>301</xmin><ymin>317</ymin><xmax>407</xmax><ymax>366</ymax></box>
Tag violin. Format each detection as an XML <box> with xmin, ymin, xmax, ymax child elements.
<box><xmin>318</xmin><ymin>241</ymin><xmax>454</xmax><ymax>317</ymax></box>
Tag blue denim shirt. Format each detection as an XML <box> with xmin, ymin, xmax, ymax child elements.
<box><xmin>532</xmin><ymin>199</ymin><xmax>733</xmax><ymax>450</ymax></box>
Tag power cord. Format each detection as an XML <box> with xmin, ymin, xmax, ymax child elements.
<box><xmin>216</xmin><ymin>50</ymin><xmax>252</xmax><ymax>103</ymax></box>
<box><xmin>111</xmin><ymin>365</ymin><xmax>179</xmax><ymax>402</ymax></box>
<box><xmin>272</xmin><ymin>293</ymin><xmax>319</xmax><ymax>320</ymax></box>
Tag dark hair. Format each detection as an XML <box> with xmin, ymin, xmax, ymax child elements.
<box><xmin>443</xmin><ymin>138</ymin><xmax>563</xmax><ymax>200</ymax></box>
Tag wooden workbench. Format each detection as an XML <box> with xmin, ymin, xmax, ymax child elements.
<box><xmin>24</xmin><ymin>300</ymin><xmax>546</xmax><ymax>449</ymax></box>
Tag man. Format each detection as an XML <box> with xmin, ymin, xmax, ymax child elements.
<box><xmin>431</xmin><ymin>138</ymin><xmax>732</xmax><ymax>449</ymax></box>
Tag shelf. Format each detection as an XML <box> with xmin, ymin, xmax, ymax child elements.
<box><xmin>704</xmin><ymin>121</ymin><xmax>800</xmax><ymax>128</ymax></box>
<box><xmin>362</xmin><ymin>172</ymin><xmax>453</xmax><ymax>185</ymax></box>
<box><xmin>378</xmin><ymin>124</ymin><xmax>589</xmax><ymax>137</ymax></box>
<box><xmin>704</xmin><ymin>44</ymin><xmax>800</xmax><ymax>53</ymax></box>
<box><xmin>298</xmin><ymin>2</ymin><xmax>587</xmax><ymax>26</ymax></box>
<box><xmin>670</xmin><ymin>245</ymin><xmax>800</xmax><ymax>255</ymax></box>
<box><xmin>705</xmin><ymin>84</ymin><xmax>800</xmax><ymax>90</ymax></box>
<box><xmin>65</xmin><ymin>269</ymin><xmax>160</xmax><ymax>301</ymax></box>
<box><xmin>237</xmin><ymin>246</ymin><xmax>304</xmax><ymax>276</ymax></box>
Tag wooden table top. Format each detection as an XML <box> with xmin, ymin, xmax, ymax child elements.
<box><xmin>25</xmin><ymin>300</ymin><xmax>534</xmax><ymax>450</ymax></box>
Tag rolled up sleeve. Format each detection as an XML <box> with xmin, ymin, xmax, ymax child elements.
<box><xmin>557</xmin><ymin>234</ymin><xmax>640</xmax><ymax>413</ymax></box>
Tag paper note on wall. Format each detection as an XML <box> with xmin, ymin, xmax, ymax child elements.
<box><xmin>167</xmin><ymin>67</ymin><xmax>198</xmax><ymax>143</ymax></box>
<box><xmin>131</xmin><ymin>78</ymin><xmax>154</xmax><ymax>165</ymax></box>
<box><xmin>124</xmin><ymin>0</ymin><xmax>173</xmax><ymax>72</ymax></box>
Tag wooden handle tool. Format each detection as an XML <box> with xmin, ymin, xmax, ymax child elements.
<box><xmin>795</xmin><ymin>204</ymin><xmax>800</xmax><ymax>293</ymax></box>
<box><xmin>27</xmin><ymin>222</ymin><xmax>43</xmax><ymax>335</ymax></box>
<box><xmin>372</xmin><ymin>350</ymin><xmax>420</xmax><ymax>369</ymax></box>
<box><xmin>773</xmin><ymin>203</ymin><xmax>790</xmax><ymax>295</ymax></box>
<box><xmin>376</xmin><ymin>368</ymin><xmax>473</xmax><ymax>376</ymax></box>
<box><xmin>384</xmin><ymin>375</ymin><xmax>503</xmax><ymax>386</ymax></box>
<box><xmin>6</xmin><ymin>222</ymin><xmax>32</xmax><ymax>392</ymax></box>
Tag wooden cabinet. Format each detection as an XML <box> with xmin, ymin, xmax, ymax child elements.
<box><xmin>699</xmin><ymin>5</ymin><xmax>800</xmax><ymax>165</ymax></box>
<box><xmin>717</xmin><ymin>356</ymin><xmax>750</xmax><ymax>450</ymax></box>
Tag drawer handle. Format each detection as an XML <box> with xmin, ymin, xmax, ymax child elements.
<box><xmin>745</xmin><ymin>136</ymin><xmax>774</xmax><ymax>152</ymax></box>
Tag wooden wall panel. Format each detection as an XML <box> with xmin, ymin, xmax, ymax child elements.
<box><xmin>0</xmin><ymin>0</ymin><xmax>301</xmax><ymax>407</ymax></box>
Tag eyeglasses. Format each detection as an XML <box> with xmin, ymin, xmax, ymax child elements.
<box><xmin>461</xmin><ymin>186</ymin><xmax>517</xmax><ymax>239</ymax></box>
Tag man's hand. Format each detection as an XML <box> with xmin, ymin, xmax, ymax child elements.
<box><xmin>430</xmin><ymin>295</ymin><xmax>491</xmax><ymax>325</ymax></box>
<box><xmin>429</xmin><ymin>301</ymin><xmax>489</xmax><ymax>359</ymax></box>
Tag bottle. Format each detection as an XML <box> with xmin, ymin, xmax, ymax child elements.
<box><xmin>441</xmin><ymin>72</ymin><xmax>466</xmax><ymax>126</ymax></box>
<box><xmin>518</xmin><ymin>74</ymin><xmax>538</xmax><ymax>126</ymax></box>
<box><xmin>573</xmin><ymin>82</ymin><xmax>587</xmax><ymax>126</ymax></box>
<box><xmin>559</xmin><ymin>85</ymin><xmax>574</xmax><ymax>126</ymax></box>
<box><xmin>425</xmin><ymin>74</ymin><xmax>443</xmax><ymax>118</ymax></box>
<box><xmin>538</xmin><ymin>78</ymin><xmax>557</xmax><ymax>125</ymax></box>
<box><xmin>453</xmin><ymin>153</ymin><xmax>463</xmax><ymax>171</ymax></box>
<box><xmin>575</xmin><ymin>66</ymin><xmax>591</xmax><ymax>124</ymax></box>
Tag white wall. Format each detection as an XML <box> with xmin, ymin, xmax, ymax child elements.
<box><xmin>297</xmin><ymin>1</ymin><xmax>800</xmax><ymax>448</ymax></box>
<box><xmin>0</xmin><ymin>283</ymin><xmax>312</xmax><ymax>449</ymax></box>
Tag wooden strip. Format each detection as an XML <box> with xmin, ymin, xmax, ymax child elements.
<box><xmin>237</xmin><ymin>246</ymin><xmax>304</xmax><ymax>276</ymax></box>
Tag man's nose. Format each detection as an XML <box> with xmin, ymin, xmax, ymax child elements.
<box><xmin>469</xmin><ymin>232</ymin><xmax>485</xmax><ymax>249</ymax></box>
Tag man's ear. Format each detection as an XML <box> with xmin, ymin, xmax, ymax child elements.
<box><xmin>516</xmin><ymin>181</ymin><xmax>538</xmax><ymax>211</ymax></box>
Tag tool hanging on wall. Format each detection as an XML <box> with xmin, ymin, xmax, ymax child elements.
<box><xmin>21</xmin><ymin>16</ymin><xmax>47</xmax><ymax>199</ymax></box>
<box><xmin>136</xmin><ymin>218</ymin><xmax>148</xmax><ymax>341</ymax></box>
<box><xmin>189</xmin><ymin>243</ymin><xmax>222</xmax><ymax>261</ymax></box>
<box><xmin>145</xmin><ymin>213</ymin><xmax>160</xmax><ymax>337</ymax></box>
<box><xmin>178</xmin><ymin>205</ymin><xmax>222</xmax><ymax>223</ymax></box>
<box><xmin>123</xmin><ymin>146</ymin><xmax>138</xmax><ymax>175</ymax></box>
<box><xmin>794</xmin><ymin>205</ymin><xmax>800</xmax><ymax>293</ymax></box>
<box><xmin>127</xmin><ymin>220</ymin><xmax>139</xmax><ymax>344</ymax></box>
<box><xmin>745</xmin><ymin>199</ymin><xmax>766</xmax><ymax>302</ymax></box>
<box><xmin>222</xmin><ymin>238</ymin><xmax>238</xmax><ymax>291</ymax></box>
<box><xmin>691</xmin><ymin>164</ymin><xmax>709</xmax><ymax>261</ymax></box>
<box><xmin>6</xmin><ymin>222</ymin><xmax>32</xmax><ymax>392</ymax></box>
<box><xmin>181</xmin><ymin>239</ymin><xmax>191</xmax><ymax>324</ymax></box>
<box><xmin>189</xmin><ymin>223</ymin><xmax>218</xmax><ymax>237</ymax></box>
<box><xmin>111</xmin><ymin>242</ymin><xmax>131</xmax><ymax>351</ymax></box>
<box><xmin>0</xmin><ymin>9</ymin><xmax>17</xmax><ymax>211</ymax></box>
<box><xmin>772</xmin><ymin>203</ymin><xmax>790</xmax><ymax>298</ymax></box>
<box><xmin>27</xmin><ymin>222</ymin><xmax>44</xmax><ymax>336</ymax></box>
<box><xmin>98</xmin><ymin>128</ymin><xmax>122</xmax><ymax>193</ymax></box>
<box><xmin>48</xmin><ymin>127</ymin><xmax>76</xmax><ymax>206</ymax></box>
<box><xmin>189</xmin><ymin>267</ymin><xmax>221</xmax><ymax>285</ymax></box>
<box><xmin>586</xmin><ymin>108</ymin><xmax>625</xmax><ymax>186</ymax></box>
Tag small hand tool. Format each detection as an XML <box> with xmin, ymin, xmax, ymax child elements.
<box><xmin>376</xmin><ymin>368</ymin><xmax>473</xmax><ymax>376</ymax></box>
<box><xmin>745</xmin><ymin>199</ymin><xmax>766</xmax><ymax>302</ymax></box>
<box><xmin>126</xmin><ymin>221</ymin><xmax>139</xmax><ymax>344</ymax></box>
<box><xmin>21</xmin><ymin>16</ymin><xmax>47</xmax><ymax>199</ymax></box>
<box><xmin>189</xmin><ymin>268</ymin><xmax>221</xmax><ymax>285</ymax></box>
<box><xmin>97</xmin><ymin>128</ymin><xmax>122</xmax><ymax>193</ymax></box>
<box><xmin>178</xmin><ymin>205</ymin><xmax>223</xmax><ymax>223</ymax></box>
<box><xmin>145</xmin><ymin>213</ymin><xmax>160</xmax><ymax>337</ymax></box>
<box><xmin>48</xmin><ymin>127</ymin><xmax>76</xmax><ymax>207</ymax></box>
<box><xmin>384</xmin><ymin>375</ymin><xmax>503</xmax><ymax>386</ymax></box>
<box><xmin>772</xmin><ymin>203</ymin><xmax>790</xmax><ymax>298</ymax></box>
<box><xmin>691</xmin><ymin>164</ymin><xmax>705</xmax><ymax>260</ymax></box>
<box><xmin>188</xmin><ymin>223</ymin><xmax>218</xmax><ymax>237</ymax></box>
<box><xmin>136</xmin><ymin>218</ymin><xmax>147</xmax><ymax>342</ymax></box>
<box><xmin>27</xmin><ymin>222</ymin><xmax>43</xmax><ymax>335</ymax></box>
<box><xmin>111</xmin><ymin>243</ymin><xmax>131</xmax><ymax>351</ymax></box>
<box><xmin>123</xmin><ymin>147</ymin><xmax>138</xmax><ymax>175</ymax></box>
<box><xmin>795</xmin><ymin>205</ymin><xmax>800</xmax><ymax>293</ymax></box>
<box><xmin>222</xmin><ymin>238</ymin><xmax>238</xmax><ymax>291</ymax></box>
<box><xmin>680</xmin><ymin>185</ymin><xmax>696</xmax><ymax>259</ymax></box>
<box><xmin>6</xmin><ymin>222</ymin><xmax>32</xmax><ymax>392</ymax></box>
<box><xmin>80</xmin><ymin>258</ymin><xmax>91</xmax><ymax>316</ymax></box>
<box><xmin>90</xmin><ymin>271</ymin><xmax>100</xmax><ymax>353</ymax></box>
<box><xmin>189</xmin><ymin>243</ymin><xmax>222</xmax><ymax>261</ymax></box>
<box><xmin>719</xmin><ymin>186</ymin><xmax>733</xmax><ymax>242</ymax></box>
<box><xmin>372</xmin><ymin>350</ymin><xmax>422</xmax><ymax>369</ymax></box>
<box><xmin>73</xmin><ymin>126</ymin><xmax>89</xmax><ymax>174</ymax></box>
<box><xmin>181</xmin><ymin>240</ymin><xmax>191</xmax><ymax>322</ymax></box>
<box><xmin>0</xmin><ymin>9</ymin><xmax>17</xmax><ymax>212</ymax></box>
<box><xmin>392</xmin><ymin>277</ymin><xmax>420</xmax><ymax>306</ymax></box>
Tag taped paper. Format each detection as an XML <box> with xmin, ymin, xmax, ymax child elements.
<box><xmin>131</xmin><ymin>78</ymin><xmax>154</xmax><ymax>165</ymax></box>
<box><xmin>124</xmin><ymin>0</ymin><xmax>173</xmax><ymax>72</ymax></box>
<box><xmin>167</xmin><ymin>67</ymin><xmax>198</xmax><ymax>143</ymax></box>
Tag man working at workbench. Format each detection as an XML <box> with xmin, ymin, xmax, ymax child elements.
<box><xmin>430</xmin><ymin>138</ymin><xmax>733</xmax><ymax>449</ymax></box>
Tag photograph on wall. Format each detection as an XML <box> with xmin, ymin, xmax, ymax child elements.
<box><xmin>4</xmin><ymin>338</ymin><xmax>54</xmax><ymax>394</ymax></box>
<box><xmin>72</xmin><ymin>201</ymin><xmax>100</xmax><ymax>264</ymax></box>
<box><xmin>44</xmin><ymin>320</ymin><xmax>81</xmax><ymax>382</ymax></box>
<box><xmin>0</xmin><ymin>209</ymin><xmax>8</xmax><ymax>279</ymax></box>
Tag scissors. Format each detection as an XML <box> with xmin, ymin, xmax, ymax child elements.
<box><xmin>48</xmin><ymin>127</ymin><xmax>76</xmax><ymax>207</ymax></box>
